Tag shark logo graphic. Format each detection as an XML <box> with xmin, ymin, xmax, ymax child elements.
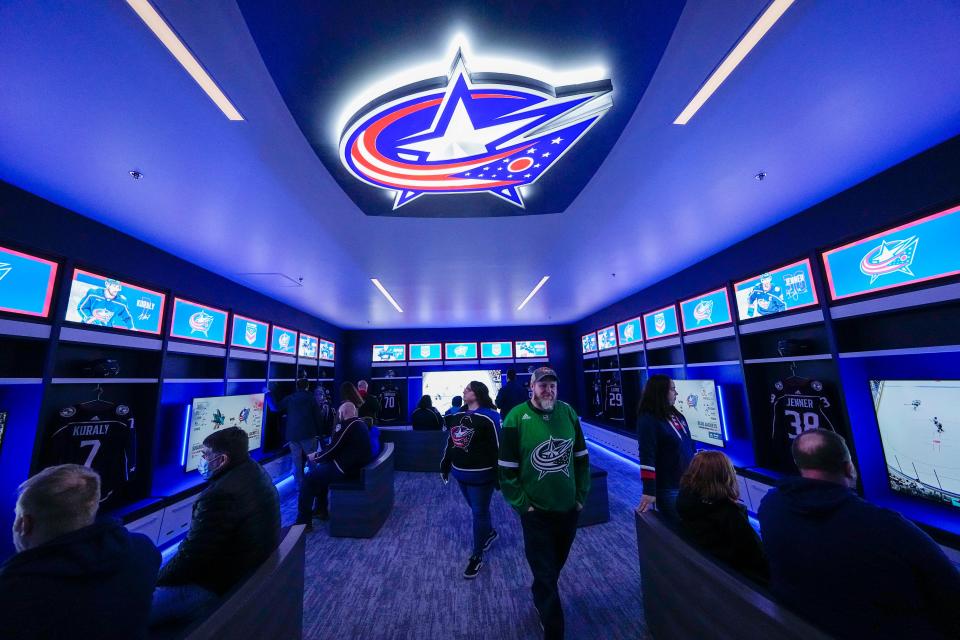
<box><xmin>530</xmin><ymin>437</ymin><xmax>574</xmax><ymax>480</ymax></box>
<box><xmin>0</xmin><ymin>262</ymin><xmax>11</xmax><ymax>282</ymax></box>
<box><xmin>859</xmin><ymin>236</ymin><xmax>919</xmax><ymax>284</ymax></box>
<box><xmin>654</xmin><ymin>313</ymin><xmax>666</xmax><ymax>334</ymax></box>
<box><xmin>188</xmin><ymin>310</ymin><xmax>214</xmax><ymax>336</ymax></box>
<box><xmin>244</xmin><ymin>322</ymin><xmax>258</xmax><ymax>345</ymax></box>
<box><xmin>693</xmin><ymin>299</ymin><xmax>714</xmax><ymax>325</ymax></box>
<box><xmin>212</xmin><ymin>409</ymin><xmax>225</xmax><ymax>428</ymax></box>
<box><xmin>339</xmin><ymin>47</ymin><xmax>613</xmax><ymax>210</ymax></box>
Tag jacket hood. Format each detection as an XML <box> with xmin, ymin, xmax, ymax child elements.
<box><xmin>2</xmin><ymin>519</ymin><xmax>135</xmax><ymax>579</ymax></box>
<box><xmin>775</xmin><ymin>476</ymin><xmax>856</xmax><ymax>515</ymax></box>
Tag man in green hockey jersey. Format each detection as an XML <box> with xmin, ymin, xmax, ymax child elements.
<box><xmin>499</xmin><ymin>366</ymin><xmax>590</xmax><ymax>639</ymax></box>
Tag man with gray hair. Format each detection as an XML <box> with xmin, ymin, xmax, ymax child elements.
<box><xmin>356</xmin><ymin>379</ymin><xmax>380</xmax><ymax>423</ymax></box>
<box><xmin>296</xmin><ymin>401</ymin><xmax>374</xmax><ymax>529</ymax></box>
<box><xmin>0</xmin><ymin>464</ymin><xmax>160</xmax><ymax>639</ymax></box>
<box><xmin>759</xmin><ymin>429</ymin><xmax>960</xmax><ymax>639</ymax></box>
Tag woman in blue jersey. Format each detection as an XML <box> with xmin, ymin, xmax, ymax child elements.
<box><xmin>440</xmin><ymin>380</ymin><xmax>501</xmax><ymax>579</ymax></box>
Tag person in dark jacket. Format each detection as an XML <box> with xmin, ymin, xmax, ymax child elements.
<box><xmin>495</xmin><ymin>368</ymin><xmax>529</xmax><ymax>421</ymax></box>
<box><xmin>0</xmin><ymin>464</ymin><xmax>160</xmax><ymax>640</ymax></box>
<box><xmin>676</xmin><ymin>451</ymin><xmax>767</xmax><ymax>583</ymax></box>
<box><xmin>445</xmin><ymin>395</ymin><xmax>463</xmax><ymax>416</ymax></box>
<box><xmin>759</xmin><ymin>429</ymin><xmax>960</xmax><ymax>640</ymax></box>
<box><xmin>266</xmin><ymin>377</ymin><xmax>324</xmax><ymax>486</ymax></box>
<box><xmin>296</xmin><ymin>402</ymin><xmax>374</xmax><ymax>528</ymax></box>
<box><xmin>152</xmin><ymin>427</ymin><xmax>280</xmax><ymax>627</ymax></box>
<box><xmin>356</xmin><ymin>380</ymin><xmax>380</xmax><ymax>423</ymax></box>
<box><xmin>441</xmin><ymin>381</ymin><xmax>501</xmax><ymax>579</ymax></box>
<box><xmin>635</xmin><ymin>375</ymin><xmax>695</xmax><ymax>523</ymax></box>
<box><xmin>411</xmin><ymin>394</ymin><xmax>445</xmax><ymax>430</ymax></box>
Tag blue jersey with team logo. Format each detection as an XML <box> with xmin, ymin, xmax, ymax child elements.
<box><xmin>78</xmin><ymin>288</ymin><xmax>135</xmax><ymax>329</ymax></box>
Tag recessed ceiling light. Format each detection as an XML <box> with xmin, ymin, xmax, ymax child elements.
<box><xmin>673</xmin><ymin>0</ymin><xmax>795</xmax><ymax>125</ymax></box>
<box><xmin>371</xmin><ymin>278</ymin><xmax>404</xmax><ymax>313</ymax></box>
<box><xmin>517</xmin><ymin>276</ymin><xmax>550</xmax><ymax>311</ymax></box>
<box><xmin>125</xmin><ymin>0</ymin><xmax>244</xmax><ymax>121</ymax></box>
<box><xmin>129</xmin><ymin>170</ymin><xmax>144</xmax><ymax>180</ymax></box>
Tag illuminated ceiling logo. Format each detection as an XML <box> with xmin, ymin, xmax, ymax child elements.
<box><xmin>338</xmin><ymin>48</ymin><xmax>612</xmax><ymax>209</ymax></box>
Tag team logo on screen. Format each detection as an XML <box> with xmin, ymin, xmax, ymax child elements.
<box><xmin>339</xmin><ymin>48</ymin><xmax>612</xmax><ymax>209</ymax></box>
<box><xmin>212</xmin><ymin>409</ymin><xmax>225</xmax><ymax>428</ymax></box>
<box><xmin>622</xmin><ymin>324</ymin><xmax>636</xmax><ymax>342</ymax></box>
<box><xmin>420</xmin><ymin>345</ymin><xmax>432</xmax><ymax>358</ymax></box>
<box><xmin>530</xmin><ymin>437</ymin><xmax>574</xmax><ymax>479</ymax></box>
<box><xmin>188</xmin><ymin>310</ymin><xmax>214</xmax><ymax>336</ymax></box>
<box><xmin>278</xmin><ymin>332</ymin><xmax>291</xmax><ymax>350</ymax></box>
<box><xmin>859</xmin><ymin>236</ymin><xmax>919</xmax><ymax>283</ymax></box>
<box><xmin>244</xmin><ymin>322</ymin><xmax>259</xmax><ymax>345</ymax></box>
<box><xmin>238</xmin><ymin>408</ymin><xmax>250</xmax><ymax>423</ymax></box>
<box><xmin>453</xmin><ymin>345</ymin><xmax>469</xmax><ymax>357</ymax></box>
<box><xmin>0</xmin><ymin>262</ymin><xmax>11</xmax><ymax>282</ymax></box>
<box><xmin>693</xmin><ymin>299</ymin><xmax>714</xmax><ymax>324</ymax></box>
<box><xmin>491</xmin><ymin>343</ymin><xmax>502</xmax><ymax>356</ymax></box>
<box><xmin>654</xmin><ymin>313</ymin><xmax>666</xmax><ymax>334</ymax></box>
<box><xmin>686</xmin><ymin>394</ymin><xmax>699</xmax><ymax>409</ymax></box>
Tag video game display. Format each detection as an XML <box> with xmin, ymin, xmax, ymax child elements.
<box><xmin>673</xmin><ymin>379</ymin><xmax>724</xmax><ymax>447</ymax></box>
<box><xmin>617</xmin><ymin>317</ymin><xmax>642</xmax><ymax>346</ymax></box>
<box><xmin>445</xmin><ymin>342</ymin><xmax>478</xmax><ymax>360</ymax></box>
<box><xmin>298</xmin><ymin>333</ymin><xmax>319</xmax><ymax>359</ymax></box>
<box><xmin>373</xmin><ymin>344</ymin><xmax>406</xmax><ymax>362</ymax></box>
<box><xmin>230</xmin><ymin>315</ymin><xmax>269</xmax><ymax>351</ymax></box>
<box><xmin>582</xmin><ymin>332</ymin><xmax>598</xmax><ymax>354</ymax></box>
<box><xmin>186</xmin><ymin>393</ymin><xmax>264</xmax><ymax>472</ymax></box>
<box><xmin>0</xmin><ymin>244</ymin><xmax>58</xmax><ymax>318</ymax></box>
<box><xmin>643</xmin><ymin>304</ymin><xmax>679</xmax><ymax>339</ymax></box>
<box><xmin>481</xmin><ymin>341</ymin><xmax>513</xmax><ymax>359</ymax></box>
<box><xmin>169</xmin><ymin>298</ymin><xmax>228</xmax><ymax>344</ymax></box>
<box><xmin>271</xmin><ymin>325</ymin><xmax>297</xmax><ymax>355</ymax></box>
<box><xmin>515</xmin><ymin>340</ymin><xmax>547</xmax><ymax>359</ymax></box>
<box><xmin>422</xmin><ymin>370</ymin><xmax>502</xmax><ymax>415</ymax></box>
<box><xmin>318</xmin><ymin>339</ymin><xmax>335</xmax><ymax>361</ymax></box>
<box><xmin>409</xmin><ymin>343</ymin><xmax>442</xmax><ymax>361</ymax></box>
<box><xmin>597</xmin><ymin>326</ymin><xmax>617</xmax><ymax>350</ymax></box>
<box><xmin>64</xmin><ymin>269</ymin><xmax>165</xmax><ymax>334</ymax></box>
<box><xmin>871</xmin><ymin>380</ymin><xmax>960</xmax><ymax>509</ymax></box>
<box><xmin>823</xmin><ymin>204</ymin><xmax>960</xmax><ymax>301</ymax></box>
<box><xmin>680</xmin><ymin>287</ymin><xmax>733</xmax><ymax>332</ymax></box>
<box><xmin>734</xmin><ymin>258</ymin><xmax>818</xmax><ymax>321</ymax></box>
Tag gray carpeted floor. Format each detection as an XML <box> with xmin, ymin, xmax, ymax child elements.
<box><xmin>281</xmin><ymin>443</ymin><xmax>651</xmax><ymax>639</ymax></box>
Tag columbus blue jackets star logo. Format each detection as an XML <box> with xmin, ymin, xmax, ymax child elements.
<box><xmin>339</xmin><ymin>49</ymin><xmax>612</xmax><ymax>209</ymax></box>
<box><xmin>859</xmin><ymin>235</ymin><xmax>919</xmax><ymax>283</ymax></box>
<box><xmin>0</xmin><ymin>263</ymin><xmax>11</xmax><ymax>282</ymax></box>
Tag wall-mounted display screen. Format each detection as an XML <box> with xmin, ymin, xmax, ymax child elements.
<box><xmin>643</xmin><ymin>304</ymin><xmax>679</xmax><ymax>339</ymax></box>
<box><xmin>298</xmin><ymin>333</ymin><xmax>319</xmax><ymax>359</ymax></box>
<box><xmin>169</xmin><ymin>298</ymin><xmax>228</xmax><ymax>344</ymax></box>
<box><xmin>445</xmin><ymin>342</ymin><xmax>478</xmax><ymax>360</ymax></box>
<box><xmin>410</xmin><ymin>343</ymin><xmax>442</xmax><ymax>361</ymax></box>
<box><xmin>515</xmin><ymin>340</ymin><xmax>547</xmax><ymax>359</ymax></box>
<box><xmin>271</xmin><ymin>325</ymin><xmax>297</xmax><ymax>355</ymax></box>
<box><xmin>617</xmin><ymin>318</ymin><xmax>642</xmax><ymax>346</ymax></box>
<box><xmin>597</xmin><ymin>326</ymin><xmax>617</xmax><ymax>350</ymax></box>
<box><xmin>230</xmin><ymin>314</ymin><xmax>269</xmax><ymax>351</ymax></box>
<box><xmin>673</xmin><ymin>379</ymin><xmax>723</xmax><ymax>447</ymax></box>
<box><xmin>64</xmin><ymin>268</ymin><xmax>165</xmax><ymax>335</ymax></box>
<box><xmin>734</xmin><ymin>258</ymin><xmax>818</xmax><ymax>321</ymax></box>
<box><xmin>823</xmin><ymin>204</ymin><xmax>960</xmax><ymax>301</ymax></box>
<box><xmin>373</xmin><ymin>344</ymin><xmax>406</xmax><ymax>362</ymax></box>
<box><xmin>581</xmin><ymin>333</ymin><xmax>598</xmax><ymax>354</ymax></box>
<box><xmin>0</xmin><ymin>244</ymin><xmax>58</xmax><ymax>318</ymax></box>
<box><xmin>423</xmin><ymin>370</ymin><xmax>503</xmax><ymax>416</ymax></box>
<box><xmin>680</xmin><ymin>287</ymin><xmax>733</xmax><ymax>332</ymax></box>
<box><xmin>871</xmin><ymin>380</ymin><xmax>960</xmax><ymax>509</ymax></box>
<box><xmin>186</xmin><ymin>394</ymin><xmax>264</xmax><ymax>472</ymax></box>
<box><xmin>318</xmin><ymin>339</ymin><xmax>335</xmax><ymax>361</ymax></box>
<box><xmin>481</xmin><ymin>341</ymin><xmax>513</xmax><ymax>359</ymax></box>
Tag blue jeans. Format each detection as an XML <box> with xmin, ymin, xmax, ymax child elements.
<box><xmin>457</xmin><ymin>480</ymin><xmax>495</xmax><ymax>556</ymax></box>
<box><xmin>289</xmin><ymin>437</ymin><xmax>319</xmax><ymax>487</ymax></box>
<box><xmin>657</xmin><ymin>488</ymin><xmax>681</xmax><ymax>524</ymax></box>
<box><xmin>297</xmin><ymin>462</ymin><xmax>347</xmax><ymax>523</ymax></box>
<box><xmin>150</xmin><ymin>584</ymin><xmax>219</xmax><ymax>627</ymax></box>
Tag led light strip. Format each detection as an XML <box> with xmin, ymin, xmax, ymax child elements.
<box><xmin>517</xmin><ymin>275</ymin><xmax>550</xmax><ymax>311</ymax></box>
<box><xmin>371</xmin><ymin>278</ymin><xmax>404</xmax><ymax>313</ymax></box>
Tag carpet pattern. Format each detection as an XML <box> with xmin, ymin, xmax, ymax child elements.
<box><xmin>282</xmin><ymin>443</ymin><xmax>651</xmax><ymax>639</ymax></box>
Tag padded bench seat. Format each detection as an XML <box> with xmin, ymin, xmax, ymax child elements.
<box><xmin>578</xmin><ymin>465</ymin><xmax>610</xmax><ymax>527</ymax></box>
<box><xmin>378</xmin><ymin>428</ymin><xmax>447</xmax><ymax>472</ymax></box>
<box><xmin>329</xmin><ymin>443</ymin><xmax>395</xmax><ymax>538</ymax></box>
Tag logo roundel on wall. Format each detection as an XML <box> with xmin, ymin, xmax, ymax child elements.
<box><xmin>338</xmin><ymin>48</ymin><xmax>613</xmax><ymax>210</ymax></box>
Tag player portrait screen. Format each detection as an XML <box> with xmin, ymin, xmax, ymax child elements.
<box><xmin>64</xmin><ymin>269</ymin><xmax>165</xmax><ymax>334</ymax></box>
<box><xmin>734</xmin><ymin>259</ymin><xmax>818</xmax><ymax>321</ymax></box>
<box><xmin>186</xmin><ymin>394</ymin><xmax>264</xmax><ymax>472</ymax></box>
<box><xmin>422</xmin><ymin>370</ymin><xmax>502</xmax><ymax>416</ymax></box>
<box><xmin>373</xmin><ymin>344</ymin><xmax>406</xmax><ymax>362</ymax></box>
<box><xmin>673</xmin><ymin>379</ymin><xmax>724</xmax><ymax>447</ymax></box>
<box><xmin>871</xmin><ymin>380</ymin><xmax>960</xmax><ymax>509</ymax></box>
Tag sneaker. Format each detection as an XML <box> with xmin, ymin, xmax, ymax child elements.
<box><xmin>482</xmin><ymin>528</ymin><xmax>499</xmax><ymax>552</ymax></box>
<box><xmin>463</xmin><ymin>554</ymin><xmax>483</xmax><ymax>579</ymax></box>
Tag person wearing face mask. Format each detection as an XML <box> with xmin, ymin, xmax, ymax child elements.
<box><xmin>356</xmin><ymin>379</ymin><xmax>380</xmax><ymax>424</ymax></box>
<box><xmin>0</xmin><ymin>464</ymin><xmax>160</xmax><ymax>640</ymax></box>
<box><xmin>759</xmin><ymin>429</ymin><xmax>960</xmax><ymax>640</ymax></box>
<box><xmin>150</xmin><ymin>427</ymin><xmax>280</xmax><ymax>628</ymax></box>
<box><xmin>499</xmin><ymin>367</ymin><xmax>590</xmax><ymax>640</ymax></box>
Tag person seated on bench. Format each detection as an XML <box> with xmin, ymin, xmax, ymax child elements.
<box><xmin>0</xmin><ymin>464</ymin><xmax>160</xmax><ymax>640</ymax></box>
<box><xmin>444</xmin><ymin>395</ymin><xmax>463</xmax><ymax>417</ymax></box>
<box><xmin>411</xmin><ymin>395</ymin><xmax>445</xmax><ymax>430</ymax></box>
<box><xmin>676</xmin><ymin>451</ymin><xmax>767</xmax><ymax>584</ymax></box>
<box><xmin>759</xmin><ymin>429</ymin><xmax>960</xmax><ymax>640</ymax></box>
<box><xmin>296</xmin><ymin>402</ymin><xmax>373</xmax><ymax>529</ymax></box>
<box><xmin>151</xmin><ymin>427</ymin><xmax>280</xmax><ymax>628</ymax></box>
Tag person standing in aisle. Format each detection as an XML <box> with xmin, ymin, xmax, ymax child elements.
<box><xmin>356</xmin><ymin>380</ymin><xmax>380</xmax><ymax>424</ymax></box>
<box><xmin>265</xmin><ymin>377</ymin><xmax>323</xmax><ymax>487</ymax></box>
<box><xmin>635</xmin><ymin>375</ymin><xmax>695</xmax><ymax>523</ymax></box>
<box><xmin>496</xmin><ymin>368</ymin><xmax>529</xmax><ymax>421</ymax></box>
<box><xmin>499</xmin><ymin>367</ymin><xmax>590</xmax><ymax>640</ymax></box>
<box><xmin>441</xmin><ymin>381</ymin><xmax>501</xmax><ymax>579</ymax></box>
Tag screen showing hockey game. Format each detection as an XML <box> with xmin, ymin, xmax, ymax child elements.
<box><xmin>64</xmin><ymin>268</ymin><xmax>165</xmax><ymax>334</ymax></box>
<box><xmin>734</xmin><ymin>259</ymin><xmax>819</xmax><ymax>321</ymax></box>
<box><xmin>373</xmin><ymin>344</ymin><xmax>406</xmax><ymax>362</ymax></box>
<box><xmin>673</xmin><ymin>379</ymin><xmax>724</xmax><ymax>447</ymax></box>
<box><xmin>0</xmin><ymin>244</ymin><xmax>59</xmax><ymax>318</ymax></box>
<box><xmin>871</xmin><ymin>380</ymin><xmax>960</xmax><ymax>509</ymax></box>
<box><xmin>422</xmin><ymin>370</ymin><xmax>502</xmax><ymax>416</ymax></box>
<box><xmin>186</xmin><ymin>394</ymin><xmax>264</xmax><ymax>472</ymax></box>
